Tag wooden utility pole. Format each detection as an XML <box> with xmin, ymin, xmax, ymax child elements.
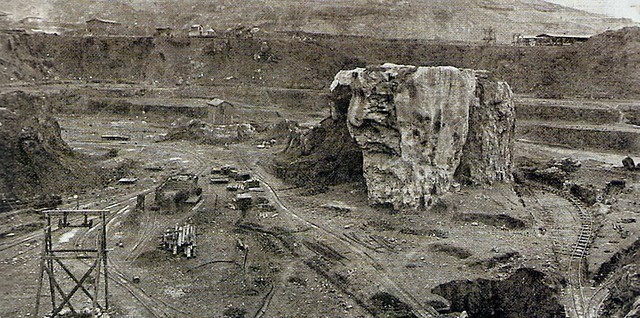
<box><xmin>236</xmin><ymin>238</ymin><xmax>249</xmax><ymax>272</ymax></box>
<box><xmin>34</xmin><ymin>209</ymin><xmax>110</xmax><ymax>317</ymax></box>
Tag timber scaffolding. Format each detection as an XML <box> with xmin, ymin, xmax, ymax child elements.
<box><xmin>34</xmin><ymin>210</ymin><xmax>110</xmax><ymax>318</ymax></box>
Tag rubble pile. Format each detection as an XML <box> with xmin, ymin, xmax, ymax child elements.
<box><xmin>330</xmin><ymin>64</ymin><xmax>515</xmax><ymax>209</ymax></box>
<box><xmin>274</xmin><ymin>116</ymin><xmax>364</xmax><ymax>187</ymax></box>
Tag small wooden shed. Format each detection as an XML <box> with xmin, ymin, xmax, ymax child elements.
<box><xmin>207</xmin><ymin>98</ymin><xmax>234</xmax><ymax>125</ymax></box>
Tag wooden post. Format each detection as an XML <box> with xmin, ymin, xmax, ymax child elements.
<box><xmin>33</xmin><ymin>227</ymin><xmax>48</xmax><ymax>317</ymax></box>
<box><xmin>92</xmin><ymin>253</ymin><xmax>101</xmax><ymax>317</ymax></box>
<box><xmin>243</xmin><ymin>247</ymin><xmax>249</xmax><ymax>272</ymax></box>
<box><xmin>236</xmin><ymin>239</ymin><xmax>249</xmax><ymax>272</ymax></box>
<box><xmin>46</xmin><ymin>218</ymin><xmax>56</xmax><ymax>311</ymax></box>
<box><xmin>136</xmin><ymin>194</ymin><xmax>145</xmax><ymax>212</ymax></box>
<box><xmin>102</xmin><ymin>210</ymin><xmax>109</xmax><ymax>311</ymax></box>
<box><xmin>191</xmin><ymin>225</ymin><xmax>196</xmax><ymax>258</ymax></box>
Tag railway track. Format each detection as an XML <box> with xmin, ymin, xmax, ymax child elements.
<box><xmin>124</xmin><ymin>204</ymin><xmax>158</xmax><ymax>263</ymax></box>
<box><xmin>0</xmin><ymin>189</ymin><xmax>148</xmax><ymax>258</ymax></box>
<box><xmin>106</xmin><ymin>143</ymin><xmax>209</xmax><ymax>317</ymax></box>
<box><xmin>253</xmin><ymin>283</ymin><xmax>276</xmax><ymax>318</ymax></box>
<box><xmin>0</xmin><ymin>231</ymin><xmax>41</xmax><ymax>254</ymax></box>
<box><xmin>26</xmin><ymin>140</ymin><xmax>211</xmax><ymax>317</ymax></box>
<box><xmin>525</xmin><ymin>181</ymin><xmax>595</xmax><ymax>318</ymax></box>
<box><xmin>586</xmin><ymin>276</ymin><xmax>616</xmax><ymax>318</ymax></box>
<box><xmin>100</xmin><ymin>143</ymin><xmax>209</xmax><ymax>317</ymax></box>
<box><xmin>69</xmin><ymin>206</ymin><xmax>162</xmax><ymax>317</ymax></box>
<box><xmin>29</xmin><ymin>199</ymin><xmax>188</xmax><ymax>317</ymax></box>
<box><xmin>0</xmin><ymin>140</ymin><xmax>205</xmax><ymax>254</ymax></box>
<box><xmin>67</xmin><ymin>145</ymin><xmax>210</xmax><ymax>317</ymax></box>
<box><xmin>233</xmin><ymin>146</ymin><xmax>437</xmax><ymax>318</ymax></box>
<box><xmin>72</xmin><ymin>205</ymin><xmax>195</xmax><ymax>318</ymax></box>
<box><xmin>0</xmin><ymin>201</ymin><xmax>133</xmax><ymax>263</ymax></box>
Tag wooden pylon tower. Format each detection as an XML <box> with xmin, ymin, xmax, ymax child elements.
<box><xmin>34</xmin><ymin>209</ymin><xmax>110</xmax><ymax>317</ymax></box>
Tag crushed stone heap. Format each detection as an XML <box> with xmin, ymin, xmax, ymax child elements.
<box><xmin>331</xmin><ymin>63</ymin><xmax>515</xmax><ymax>209</ymax></box>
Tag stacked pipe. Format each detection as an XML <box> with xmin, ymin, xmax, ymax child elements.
<box><xmin>162</xmin><ymin>224</ymin><xmax>197</xmax><ymax>258</ymax></box>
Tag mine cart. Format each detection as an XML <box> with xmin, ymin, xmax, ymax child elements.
<box><xmin>221</xmin><ymin>165</ymin><xmax>237</xmax><ymax>175</ymax></box>
<box><xmin>234</xmin><ymin>172</ymin><xmax>252</xmax><ymax>181</ymax></box>
<box><xmin>226</xmin><ymin>184</ymin><xmax>240</xmax><ymax>191</ymax></box>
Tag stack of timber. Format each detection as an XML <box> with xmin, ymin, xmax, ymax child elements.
<box><xmin>162</xmin><ymin>224</ymin><xmax>197</xmax><ymax>258</ymax></box>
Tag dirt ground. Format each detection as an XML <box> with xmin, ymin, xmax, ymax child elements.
<box><xmin>0</xmin><ymin>85</ymin><xmax>639</xmax><ymax>318</ymax></box>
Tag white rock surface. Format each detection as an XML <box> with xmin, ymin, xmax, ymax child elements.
<box><xmin>330</xmin><ymin>64</ymin><xmax>515</xmax><ymax>209</ymax></box>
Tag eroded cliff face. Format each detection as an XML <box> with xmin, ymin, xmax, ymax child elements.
<box><xmin>0</xmin><ymin>91</ymin><xmax>98</xmax><ymax>201</ymax></box>
<box><xmin>331</xmin><ymin>64</ymin><xmax>515</xmax><ymax>209</ymax></box>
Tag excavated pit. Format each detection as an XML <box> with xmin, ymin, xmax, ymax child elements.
<box><xmin>594</xmin><ymin>237</ymin><xmax>640</xmax><ymax>318</ymax></box>
<box><xmin>595</xmin><ymin>238</ymin><xmax>640</xmax><ymax>284</ymax></box>
<box><xmin>432</xmin><ymin>268</ymin><xmax>566</xmax><ymax>318</ymax></box>
<box><xmin>600</xmin><ymin>264</ymin><xmax>640</xmax><ymax>317</ymax></box>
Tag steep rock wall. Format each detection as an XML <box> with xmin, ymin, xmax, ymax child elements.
<box><xmin>2</xmin><ymin>28</ymin><xmax>639</xmax><ymax>99</ymax></box>
<box><xmin>457</xmin><ymin>74</ymin><xmax>515</xmax><ymax>185</ymax></box>
<box><xmin>331</xmin><ymin>64</ymin><xmax>515</xmax><ymax>209</ymax></box>
<box><xmin>602</xmin><ymin>264</ymin><xmax>640</xmax><ymax>318</ymax></box>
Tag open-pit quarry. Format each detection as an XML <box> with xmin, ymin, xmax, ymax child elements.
<box><xmin>0</xmin><ymin>23</ymin><xmax>639</xmax><ymax>318</ymax></box>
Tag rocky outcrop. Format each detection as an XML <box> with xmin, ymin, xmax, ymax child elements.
<box><xmin>602</xmin><ymin>264</ymin><xmax>640</xmax><ymax>318</ymax></box>
<box><xmin>331</xmin><ymin>64</ymin><xmax>515</xmax><ymax>209</ymax></box>
<box><xmin>456</xmin><ymin>75</ymin><xmax>515</xmax><ymax>185</ymax></box>
<box><xmin>0</xmin><ymin>91</ymin><xmax>97</xmax><ymax>202</ymax></box>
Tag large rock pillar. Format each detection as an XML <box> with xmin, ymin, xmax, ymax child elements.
<box><xmin>330</xmin><ymin>63</ymin><xmax>515</xmax><ymax>209</ymax></box>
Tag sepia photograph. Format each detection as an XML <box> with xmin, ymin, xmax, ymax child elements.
<box><xmin>0</xmin><ymin>1</ymin><xmax>638</xmax><ymax>317</ymax></box>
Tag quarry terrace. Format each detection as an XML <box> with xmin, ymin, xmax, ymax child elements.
<box><xmin>0</xmin><ymin>2</ymin><xmax>639</xmax><ymax>318</ymax></box>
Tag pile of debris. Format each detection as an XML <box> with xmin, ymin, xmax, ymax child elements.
<box><xmin>602</xmin><ymin>264</ymin><xmax>640</xmax><ymax>317</ymax></box>
<box><xmin>274</xmin><ymin>116</ymin><xmax>364</xmax><ymax>187</ymax></box>
<box><xmin>162</xmin><ymin>224</ymin><xmax>197</xmax><ymax>258</ymax></box>
<box><xmin>516</xmin><ymin>157</ymin><xmax>582</xmax><ymax>188</ymax></box>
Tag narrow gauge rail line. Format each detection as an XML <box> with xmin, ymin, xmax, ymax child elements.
<box><xmin>234</xmin><ymin>147</ymin><xmax>438</xmax><ymax>318</ymax></box>
<box><xmin>526</xmin><ymin>181</ymin><xmax>594</xmax><ymax>318</ymax></box>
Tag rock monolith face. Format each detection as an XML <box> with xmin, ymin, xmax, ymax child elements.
<box><xmin>330</xmin><ymin>63</ymin><xmax>515</xmax><ymax>209</ymax></box>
